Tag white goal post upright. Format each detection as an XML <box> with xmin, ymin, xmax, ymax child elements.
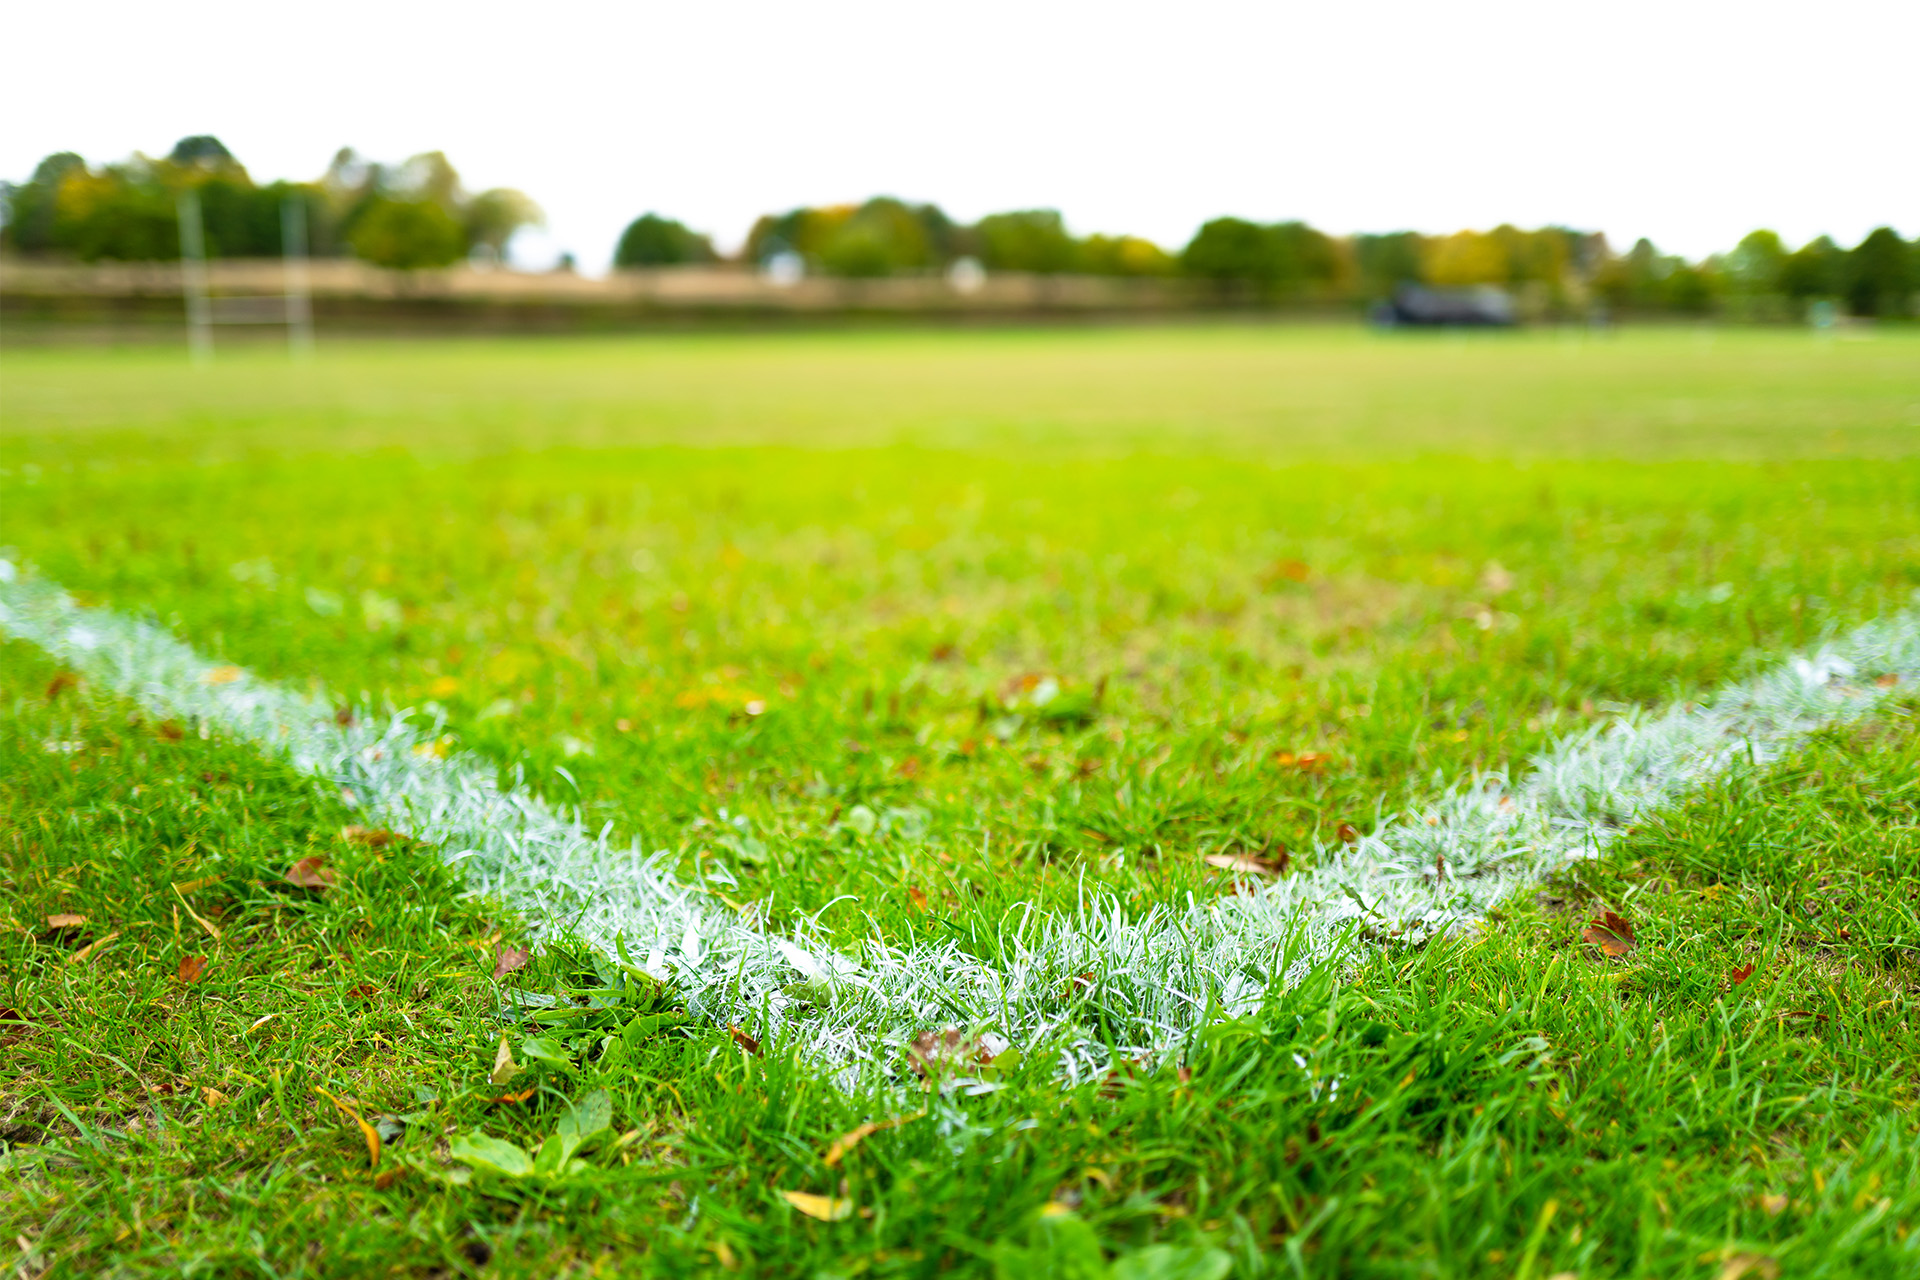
<box><xmin>175</xmin><ymin>189</ymin><xmax>316</xmax><ymax>360</ymax></box>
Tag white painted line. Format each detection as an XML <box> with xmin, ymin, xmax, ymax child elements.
<box><xmin>3</xmin><ymin>562</ymin><xmax>1916</xmax><ymax>1080</ymax></box>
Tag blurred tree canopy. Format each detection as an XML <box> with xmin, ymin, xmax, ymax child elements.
<box><xmin>0</xmin><ymin>138</ymin><xmax>539</xmax><ymax>268</ymax></box>
<box><xmin>1843</xmin><ymin>227</ymin><xmax>1912</xmax><ymax>317</ymax></box>
<box><xmin>1180</xmin><ymin>218</ymin><xmax>1343</xmax><ymax>297</ymax></box>
<box><xmin>613</xmin><ymin>214</ymin><xmax>717</xmax><ymax>268</ymax></box>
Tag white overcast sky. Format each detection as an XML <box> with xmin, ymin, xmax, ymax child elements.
<box><xmin>5</xmin><ymin>0</ymin><xmax>1913</xmax><ymax>273</ymax></box>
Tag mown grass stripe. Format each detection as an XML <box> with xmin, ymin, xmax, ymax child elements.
<box><xmin>4</xmin><ymin>558</ymin><xmax>1916</xmax><ymax>1078</ymax></box>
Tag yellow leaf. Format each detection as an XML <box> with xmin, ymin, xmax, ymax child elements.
<box><xmin>489</xmin><ymin>1036</ymin><xmax>520</xmax><ymax>1086</ymax></box>
<box><xmin>316</xmin><ymin>1088</ymin><xmax>381</xmax><ymax>1169</ymax></box>
<box><xmin>823</xmin><ymin>1111</ymin><xmax>923</xmax><ymax>1166</ymax></box>
<box><xmin>780</xmin><ymin>1190</ymin><xmax>852</xmax><ymax>1222</ymax></box>
<box><xmin>202</xmin><ymin>666</ymin><xmax>243</xmax><ymax>685</ymax></box>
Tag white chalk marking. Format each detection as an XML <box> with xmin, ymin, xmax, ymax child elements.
<box><xmin>3</xmin><ymin>562</ymin><xmax>1916</xmax><ymax>1081</ymax></box>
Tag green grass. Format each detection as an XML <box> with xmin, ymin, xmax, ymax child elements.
<box><xmin>2</xmin><ymin>324</ymin><xmax>1918</xmax><ymax>1276</ymax></box>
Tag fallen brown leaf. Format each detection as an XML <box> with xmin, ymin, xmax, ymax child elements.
<box><xmin>284</xmin><ymin>856</ymin><xmax>338</xmax><ymax>891</ymax></box>
<box><xmin>1759</xmin><ymin>1193</ymin><xmax>1788</xmax><ymax>1216</ymax></box>
<box><xmin>1729</xmin><ymin>962</ymin><xmax>1755</xmax><ymax>986</ymax></box>
<box><xmin>202</xmin><ymin>1086</ymin><xmax>229</xmax><ymax>1105</ymax></box>
<box><xmin>1335</xmin><ymin>822</ymin><xmax>1361</xmax><ymax>844</ymax></box>
<box><xmin>906</xmin><ymin>887</ymin><xmax>928</xmax><ymax>913</ymax></box>
<box><xmin>1874</xmin><ymin>673</ymin><xmax>1900</xmax><ymax>689</ymax></box>
<box><xmin>67</xmin><ymin>932</ymin><xmax>121</xmax><ymax>965</ymax></box>
<box><xmin>1582</xmin><ymin>910</ymin><xmax>1636</xmax><ymax>958</ymax></box>
<box><xmin>1203</xmin><ymin>848</ymin><xmax>1289</xmax><ymax>877</ymax></box>
<box><xmin>157</xmin><ymin>720</ymin><xmax>186</xmax><ymax>741</ymax></box>
<box><xmin>488</xmin><ymin>1086</ymin><xmax>537</xmax><ymax>1106</ymax></box>
<box><xmin>177</xmin><ymin>955</ymin><xmax>208</xmax><ymax>983</ymax></box>
<box><xmin>489</xmin><ymin>1037</ymin><xmax>520</xmax><ymax>1086</ymax></box>
<box><xmin>1716</xmin><ymin>1254</ymin><xmax>1780</xmax><ymax>1280</ymax></box>
<box><xmin>45</xmin><ymin>913</ymin><xmax>86</xmax><ymax>929</ymax></box>
<box><xmin>373</xmin><ymin>1166</ymin><xmax>409</xmax><ymax>1191</ymax></box>
<box><xmin>823</xmin><ymin>1111</ymin><xmax>923</xmax><ymax>1167</ymax></box>
<box><xmin>493</xmin><ymin>945</ymin><xmax>530</xmax><ymax>979</ymax></box>
<box><xmin>906</xmin><ymin>1028</ymin><xmax>991</xmax><ymax>1078</ymax></box>
<box><xmin>729</xmin><ymin>1024</ymin><xmax>761</xmax><ymax>1055</ymax></box>
<box><xmin>342</xmin><ymin>825</ymin><xmax>403</xmax><ymax>848</ymax></box>
<box><xmin>317</xmin><ymin>1088</ymin><xmax>380</xmax><ymax>1169</ymax></box>
<box><xmin>1262</xmin><ymin>558</ymin><xmax>1311</xmax><ymax>585</ymax></box>
<box><xmin>46</xmin><ymin>672</ymin><xmax>79</xmax><ymax>701</ymax></box>
<box><xmin>780</xmin><ymin>1190</ymin><xmax>853</xmax><ymax>1222</ymax></box>
<box><xmin>1272</xmin><ymin>750</ymin><xmax>1331</xmax><ymax>772</ymax></box>
<box><xmin>345</xmin><ymin>983</ymin><xmax>378</xmax><ymax>1000</ymax></box>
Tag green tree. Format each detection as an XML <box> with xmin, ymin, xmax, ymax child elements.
<box><xmin>1842</xmin><ymin>226</ymin><xmax>1911</xmax><ymax>317</ymax></box>
<box><xmin>1180</xmin><ymin>217</ymin><xmax>1271</xmax><ymax>287</ymax></box>
<box><xmin>817</xmin><ymin>198</ymin><xmax>939</xmax><ymax>277</ymax></box>
<box><xmin>1</xmin><ymin>152</ymin><xmax>86</xmax><ymax>254</ymax></box>
<box><xmin>1726</xmin><ymin>229</ymin><xmax>1787</xmax><ymax>295</ymax></box>
<box><xmin>1076</xmin><ymin>234</ymin><xmax>1173</xmax><ymax>276</ymax></box>
<box><xmin>976</xmin><ymin>210</ymin><xmax>1077</xmax><ymax>274</ymax></box>
<box><xmin>1779</xmin><ymin>236</ymin><xmax>1843</xmax><ymax>302</ymax></box>
<box><xmin>1354</xmin><ymin>231</ymin><xmax>1426</xmax><ymax>296</ymax></box>
<box><xmin>1180</xmin><ymin>218</ymin><xmax>1340</xmax><ymax>296</ymax></box>
<box><xmin>613</xmin><ymin>213</ymin><xmax>716</xmax><ymax>267</ymax></box>
<box><xmin>465</xmin><ymin>188</ymin><xmax>543</xmax><ymax>262</ymax></box>
<box><xmin>347</xmin><ymin>197</ymin><xmax>466</xmax><ymax>270</ymax></box>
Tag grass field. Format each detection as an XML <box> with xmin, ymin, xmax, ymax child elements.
<box><xmin>3</xmin><ymin>324</ymin><xmax>1919</xmax><ymax>1277</ymax></box>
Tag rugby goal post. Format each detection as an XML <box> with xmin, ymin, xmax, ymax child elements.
<box><xmin>176</xmin><ymin>189</ymin><xmax>315</xmax><ymax>360</ymax></box>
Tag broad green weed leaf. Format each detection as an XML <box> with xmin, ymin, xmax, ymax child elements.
<box><xmin>1110</xmin><ymin>1245</ymin><xmax>1233</xmax><ymax>1280</ymax></box>
<box><xmin>559</xmin><ymin>1089</ymin><xmax>613</xmax><ymax>1152</ymax></box>
<box><xmin>520</xmin><ymin>1035</ymin><xmax>572</xmax><ymax>1066</ymax></box>
<box><xmin>449</xmin><ymin>1131</ymin><xmax>533</xmax><ymax>1178</ymax></box>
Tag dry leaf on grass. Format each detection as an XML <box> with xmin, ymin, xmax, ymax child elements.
<box><xmin>823</xmin><ymin>1112</ymin><xmax>923</xmax><ymax>1167</ymax></box>
<box><xmin>1759</xmin><ymin>1193</ymin><xmax>1789</xmax><ymax>1216</ymax></box>
<box><xmin>489</xmin><ymin>1037</ymin><xmax>520</xmax><ymax>1086</ymax></box>
<box><xmin>284</xmin><ymin>856</ymin><xmax>338</xmax><ymax>890</ymax></box>
<box><xmin>1335</xmin><ymin>823</ymin><xmax>1361</xmax><ymax>844</ymax></box>
<box><xmin>906</xmin><ymin>886</ymin><xmax>928</xmax><ymax>913</ymax></box>
<box><xmin>492</xmin><ymin>945</ymin><xmax>530</xmax><ymax>979</ymax></box>
<box><xmin>45</xmin><ymin>913</ymin><xmax>86</xmax><ymax>930</ymax></box>
<box><xmin>1261</xmin><ymin>559</ymin><xmax>1311</xmax><ymax>585</ymax></box>
<box><xmin>177</xmin><ymin>955</ymin><xmax>207</xmax><ymax>983</ymax></box>
<box><xmin>1272</xmin><ymin>750</ymin><xmax>1331</xmax><ymax>772</ymax></box>
<box><xmin>342</xmin><ymin>825</ymin><xmax>403</xmax><ymax>848</ymax></box>
<box><xmin>907</xmin><ymin>1028</ymin><xmax>989</xmax><ymax>1077</ymax></box>
<box><xmin>1716</xmin><ymin>1255</ymin><xmax>1780</xmax><ymax>1280</ymax></box>
<box><xmin>317</xmin><ymin>1088</ymin><xmax>381</xmax><ymax>1169</ymax></box>
<box><xmin>1582</xmin><ymin>911</ymin><xmax>1636</xmax><ymax>958</ymax></box>
<box><xmin>1874</xmin><ymin>673</ymin><xmax>1900</xmax><ymax>688</ymax></box>
<box><xmin>729</xmin><ymin>1024</ymin><xmax>761</xmax><ymax>1055</ymax></box>
<box><xmin>1203</xmin><ymin>848</ymin><xmax>1289</xmax><ymax>877</ymax></box>
<box><xmin>68</xmin><ymin>933</ymin><xmax>121</xmax><ymax>965</ymax></box>
<box><xmin>780</xmin><ymin>1190</ymin><xmax>853</xmax><ymax>1222</ymax></box>
<box><xmin>46</xmin><ymin>672</ymin><xmax>79</xmax><ymax>701</ymax></box>
<box><xmin>488</xmin><ymin>1086</ymin><xmax>536</xmax><ymax>1106</ymax></box>
<box><xmin>345</xmin><ymin>983</ymin><xmax>378</xmax><ymax>1001</ymax></box>
<box><xmin>1729</xmin><ymin>962</ymin><xmax>1755</xmax><ymax>986</ymax></box>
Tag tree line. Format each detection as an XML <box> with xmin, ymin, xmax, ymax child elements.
<box><xmin>4</xmin><ymin>139</ymin><xmax>1913</xmax><ymax>317</ymax></box>
<box><xmin>1</xmin><ymin>137</ymin><xmax>540</xmax><ymax>271</ymax></box>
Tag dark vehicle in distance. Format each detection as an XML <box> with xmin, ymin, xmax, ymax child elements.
<box><xmin>1372</xmin><ymin>284</ymin><xmax>1517</xmax><ymax>327</ymax></box>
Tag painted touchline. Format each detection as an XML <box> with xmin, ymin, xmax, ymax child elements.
<box><xmin>3</xmin><ymin>560</ymin><xmax>1916</xmax><ymax>1082</ymax></box>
